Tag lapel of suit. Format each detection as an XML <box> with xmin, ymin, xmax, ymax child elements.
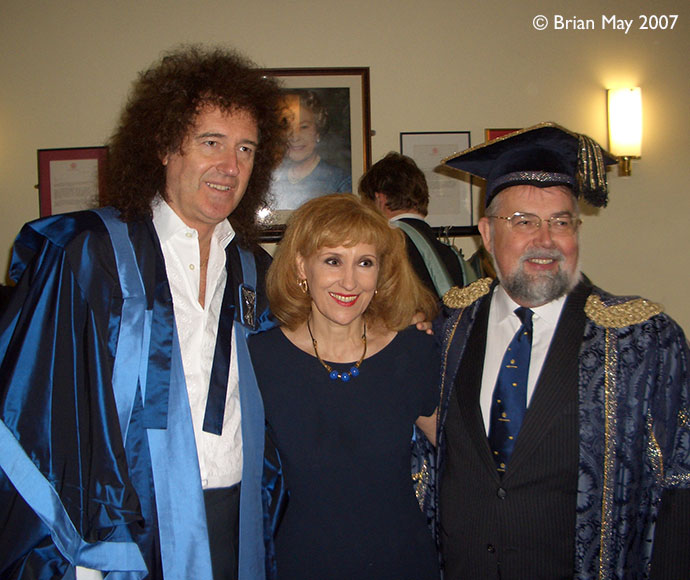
<box><xmin>453</xmin><ymin>291</ymin><xmax>501</xmax><ymax>478</ymax></box>
<box><xmin>504</xmin><ymin>280</ymin><xmax>593</xmax><ymax>478</ymax></box>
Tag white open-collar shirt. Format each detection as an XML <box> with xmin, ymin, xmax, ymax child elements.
<box><xmin>152</xmin><ymin>197</ymin><xmax>243</xmax><ymax>489</ymax></box>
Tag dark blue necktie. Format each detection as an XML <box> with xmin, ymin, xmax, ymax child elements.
<box><xmin>488</xmin><ymin>306</ymin><xmax>533</xmax><ymax>473</ymax></box>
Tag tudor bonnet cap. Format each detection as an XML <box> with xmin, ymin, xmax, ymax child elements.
<box><xmin>442</xmin><ymin>122</ymin><xmax>618</xmax><ymax>208</ymax></box>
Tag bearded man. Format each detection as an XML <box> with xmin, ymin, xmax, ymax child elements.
<box><xmin>429</xmin><ymin>123</ymin><xmax>690</xmax><ymax>579</ymax></box>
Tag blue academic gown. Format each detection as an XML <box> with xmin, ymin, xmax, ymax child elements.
<box><xmin>423</xmin><ymin>277</ymin><xmax>690</xmax><ymax>579</ymax></box>
<box><xmin>0</xmin><ymin>209</ymin><xmax>273</xmax><ymax>579</ymax></box>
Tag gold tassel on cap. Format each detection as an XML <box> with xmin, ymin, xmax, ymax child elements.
<box><xmin>577</xmin><ymin>134</ymin><xmax>609</xmax><ymax>207</ymax></box>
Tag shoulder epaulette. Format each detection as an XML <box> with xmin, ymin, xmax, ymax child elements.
<box><xmin>443</xmin><ymin>277</ymin><xmax>492</xmax><ymax>309</ymax></box>
<box><xmin>585</xmin><ymin>293</ymin><xmax>663</xmax><ymax>328</ymax></box>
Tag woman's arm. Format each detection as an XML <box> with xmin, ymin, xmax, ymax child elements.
<box><xmin>415</xmin><ymin>409</ymin><xmax>438</xmax><ymax>447</ymax></box>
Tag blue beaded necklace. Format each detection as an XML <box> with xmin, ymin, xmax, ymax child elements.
<box><xmin>307</xmin><ymin>318</ymin><xmax>367</xmax><ymax>382</ymax></box>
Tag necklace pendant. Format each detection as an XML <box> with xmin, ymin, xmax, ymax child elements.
<box><xmin>307</xmin><ymin>319</ymin><xmax>367</xmax><ymax>383</ymax></box>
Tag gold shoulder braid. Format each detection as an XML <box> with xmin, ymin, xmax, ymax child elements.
<box><xmin>443</xmin><ymin>277</ymin><xmax>492</xmax><ymax>309</ymax></box>
<box><xmin>585</xmin><ymin>294</ymin><xmax>663</xmax><ymax>328</ymax></box>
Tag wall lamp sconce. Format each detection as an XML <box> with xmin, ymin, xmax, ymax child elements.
<box><xmin>607</xmin><ymin>87</ymin><xmax>642</xmax><ymax>176</ymax></box>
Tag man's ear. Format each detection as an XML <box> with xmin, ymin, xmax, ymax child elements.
<box><xmin>478</xmin><ymin>217</ymin><xmax>493</xmax><ymax>253</ymax></box>
<box><xmin>374</xmin><ymin>192</ymin><xmax>388</xmax><ymax>213</ymax></box>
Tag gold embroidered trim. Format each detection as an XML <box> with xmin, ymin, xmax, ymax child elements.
<box><xmin>437</xmin><ymin>307</ymin><xmax>465</xmax><ymax>460</ymax></box>
<box><xmin>585</xmin><ymin>295</ymin><xmax>663</xmax><ymax>328</ymax></box>
<box><xmin>646</xmin><ymin>414</ymin><xmax>664</xmax><ymax>484</ymax></box>
<box><xmin>666</xmin><ymin>473</ymin><xmax>690</xmax><ymax>486</ymax></box>
<box><xmin>664</xmin><ymin>409</ymin><xmax>690</xmax><ymax>487</ymax></box>
<box><xmin>440</xmin><ymin>121</ymin><xmax>580</xmax><ymax>166</ymax></box>
<box><xmin>412</xmin><ymin>460</ymin><xmax>429</xmax><ymax>508</ymax></box>
<box><xmin>443</xmin><ymin>277</ymin><xmax>492</xmax><ymax>309</ymax></box>
<box><xmin>599</xmin><ymin>328</ymin><xmax>618</xmax><ymax>578</ymax></box>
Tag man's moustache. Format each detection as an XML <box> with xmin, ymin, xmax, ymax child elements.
<box><xmin>519</xmin><ymin>249</ymin><xmax>564</xmax><ymax>264</ymax></box>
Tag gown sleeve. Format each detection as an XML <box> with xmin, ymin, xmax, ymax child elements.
<box><xmin>648</xmin><ymin>315</ymin><xmax>690</xmax><ymax>579</ymax></box>
<box><xmin>0</xmin><ymin>215</ymin><xmax>144</xmax><ymax>578</ymax></box>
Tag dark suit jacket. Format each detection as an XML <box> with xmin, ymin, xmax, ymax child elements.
<box><xmin>440</xmin><ymin>281</ymin><xmax>589</xmax><ymax>579</ymax></box>
<box><xmin>397</xmin><ymin>217</ymin><xmax>465</xmax><ymax>297</ymax></box>
<box><xmin>435</xmin><ymin>279</ymin><xmax>690</xmax><ymax>580</ymax></box>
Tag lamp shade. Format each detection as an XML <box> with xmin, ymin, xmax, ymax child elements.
<box><xmin>607</xmin><ymin>87</ymin><xmax>642</xmax><ymax>157</ymax></box>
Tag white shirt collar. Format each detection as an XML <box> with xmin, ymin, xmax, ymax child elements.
<box><xmin>493</xmin><ymin>284</ymin><xmax>567</xmax><ymax>327</ymax></box>
<box><xmin>151</xmin><ymin>195</ymin><xmax>235</xmax><ymax>248</ymax></box>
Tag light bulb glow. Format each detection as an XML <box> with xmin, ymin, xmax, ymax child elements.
<box><xmin>607</xmin><ymin>87</ymin><xmax>642</xmax><ymax>157</ymax></box>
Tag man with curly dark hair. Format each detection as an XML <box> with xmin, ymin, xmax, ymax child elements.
<box><xmin>0</xmin><ymin>45</ymin><xmax>285</xmax><ymax>580</ymax></box>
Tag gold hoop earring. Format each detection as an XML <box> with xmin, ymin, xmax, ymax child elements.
<box><xmin>298</xmin><ymin>279</ymin><xmax>309</xmax><ymax>294</ymax></box>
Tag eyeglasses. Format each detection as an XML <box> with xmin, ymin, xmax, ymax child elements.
<box><xmin>487</xmin><ymin>212</ymin><xmax>581</xmax><ymax>236</ymax></box>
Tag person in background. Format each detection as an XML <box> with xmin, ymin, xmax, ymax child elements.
<box><xmin>0</xmin><ymin>45</ymin><xmax>285</xmax><ymax>579</ymax></box>
<box><xmin>429</xmin><ymin>122</ymin><xmax>690</xmax><ymax>579</ymax></box>
<box><xmin>359</xmin><ymin>152</ymin><xmax>470</xmax><ymax>299</ymax></box>
<box><xmin>250</xmin><ymin>193</ymin><xmax>440</xmax><ymax>579</ymax></box>
<box><xmin>270</xmin><ymin>90</ymin><xmax>351</xmax><ymax>210</ymax></box>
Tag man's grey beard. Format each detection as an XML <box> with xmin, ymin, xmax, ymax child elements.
<box><xmin>493</xmin><ymin>249</ymin><xmax>581</xmax><ymax>306</ymax></box>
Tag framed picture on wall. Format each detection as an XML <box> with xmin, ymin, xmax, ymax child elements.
<box><xmin>400</xmin><ymin>131</ymin><xmax>473</xmax><ymax>228</ymax></box>
<box><xmin>38</xmin><ymin>147</ymin><xmax>108</xmax><ymax>217</ymax></box>
<box><xmin>258</xmin><ymin>67</ymin><xmax>371</xmax><ymax>240</ymax></box>
<box><xmin>484</xmin><ymin>128</ymin><xmax>521</xmax><ymax>142</ymax></box>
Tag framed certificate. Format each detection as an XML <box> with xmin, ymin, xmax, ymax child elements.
<box><xmin>38</xmin><ymin>147</ymin><xmax>107</xmax><ymax>216</ymax></box>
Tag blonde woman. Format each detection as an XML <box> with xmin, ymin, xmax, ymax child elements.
<box><xmin>249</xmin><ymin>194</ymin><xmax>440</xmax><ymax>579</ymax></box>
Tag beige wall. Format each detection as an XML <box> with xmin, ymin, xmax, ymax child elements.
<box><xmin>1</xmin><ymin>0</ymin><xmax>689</xmax><ymax>329</ymax></box>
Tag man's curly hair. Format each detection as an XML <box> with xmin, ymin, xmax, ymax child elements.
<box><xmin>101</xmin><ymin>45</ymin><xmax>286</xmax><ymax>244</ymax></box>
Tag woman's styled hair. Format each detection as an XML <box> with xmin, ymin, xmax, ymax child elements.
<box><xmin>101</xmin><ymin>45</ymin><xmax>286</xmax><ymax>244</ymax></box>
<box><xmin>267</xmin><ymin>193</ymin><xmax>438</xmax><ymax>330</ymax></box>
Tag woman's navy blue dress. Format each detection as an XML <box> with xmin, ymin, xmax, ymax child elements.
<box><xmin>250</xmin><ymin>326</ymin><xmax>440</xmax><ymax>579</ymax></box>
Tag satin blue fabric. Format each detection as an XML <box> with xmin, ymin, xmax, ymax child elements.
<box><xmin>261</xmin><ymin>431</ymin><xmax>286</xmax><ymax>579</ymax></box>
<box><xmin>97</xmin><ymin>208</ymin><xmax>214</xmax><ymax>580</ymax></box>
<box><xmin>98</xmin><ymin>207</ymin><xmax>148</xmax><ymax>444</ymax></box>
<box><xmin>234</xmin><ymin>245</ymin><xmax>273</xmax><ymax>579</ymax></box>
<box><xmin>235</xmin><ymin>319</ymin><xmax>266</xmax><ymax>579</ymax></box>
<box><xmin>146</xmin><ymin>326</ymin><xmax>213</xmax><ymax>579</ymax></box>
<box><xmin>1</xmin><ymin>212</ymin><xmax>148</xmax><ymax>578</ymax></box>
<box><xmin>0</xmin><ymin>420</ymin><xmax>147</xmax><ymax>575</ymax></box>
<box><xmin>1</xmin><ymin>210</ymin><xmax>273</xmax><ymax>579</ymax></box>
<box><xmin>141</xmin><ymin>282</ymin><xmax>173</xmax><ymax>431</ymax></box>
<box><xmin>202</xmin><ymin>277</ymin><xmax>235</xmax><ymax>436</ymax></box>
